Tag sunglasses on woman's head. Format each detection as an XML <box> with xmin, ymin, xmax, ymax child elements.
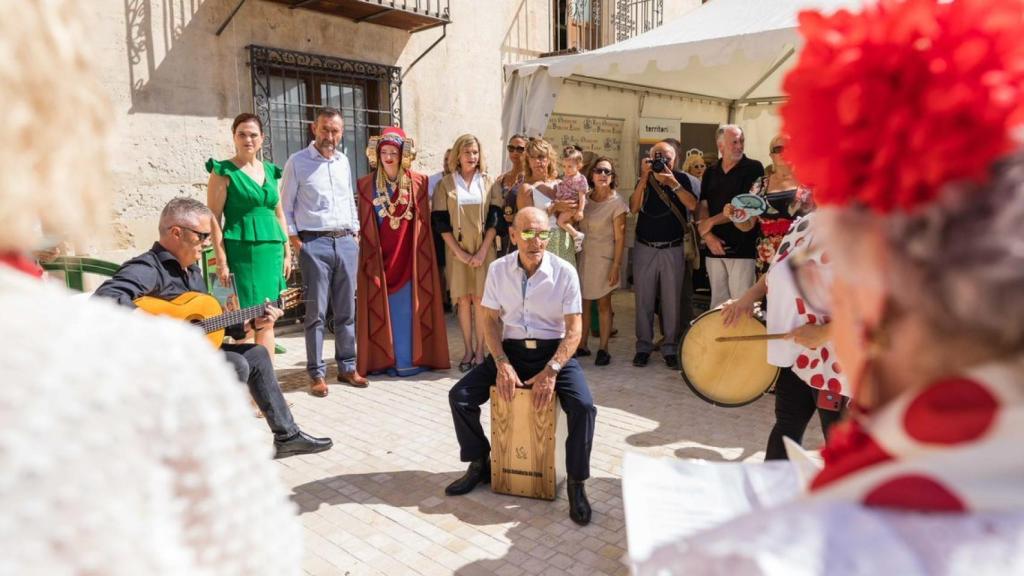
<box><xmin>592</xmin><ymin>168</ymin><xmax>613</xmax><ymax>175</ymax></box>
<box><xmin>519</xmin><ymin>229</ymin><xmax>552</xmax><ymax>241</ymax></box>
<box><xmin>770</xmin><ymin>145</ymin><xmax>785</xmax><ymax>154</ymax></box>
<box><xmin>507</xmin><ymin>145</ymin><xmax>526</xmax><ymax>153</ymax></box>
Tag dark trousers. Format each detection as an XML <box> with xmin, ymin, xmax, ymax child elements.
<box><xmin>222</xmin><ymin>343</ymin><xmax>299</xmax><ymax>441</ymax></box>
<box><xmin>765</xmin><ymin>367</ymin><xmax>844</xmax><ymax>460</ymax></box>
<box><xmin>448</xmin><ymin>339</ymin><xmax>597</xmax><ymax>480</ymax></box>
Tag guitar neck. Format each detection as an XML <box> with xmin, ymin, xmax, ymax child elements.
<box><xmin>199</xmin><ymin>298</ymin><xmax>280</xmax><ymax>334</ymax></box>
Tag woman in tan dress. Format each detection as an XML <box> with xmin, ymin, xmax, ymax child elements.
<box><xmin>577</xmin><ymin>157</ymin><xmax>628</xmax><ymax>366</ymax></box>
<box><xmin>431</xmin><ymin>134</ymin><xmax>500</xmax><ymax>371</ymax></box>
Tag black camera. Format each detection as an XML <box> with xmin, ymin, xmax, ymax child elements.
<box><xmin>650</xmin><ymin>153</ymin><xmax>668</xmax><ymax>173</ymax></box>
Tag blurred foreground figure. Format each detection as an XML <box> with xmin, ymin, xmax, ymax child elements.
<box><xmin>0</xmin><ymin>2</ymin><xmax>302</xmax><ymax>574</ymax></box>
<box><xmin>639</xmin><ymin>1</ymin><xmax>1024</xmax><ymax>574</ymax></box>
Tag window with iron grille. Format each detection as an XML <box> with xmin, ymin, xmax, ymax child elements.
<box><xmin>549</xmin><ymin>0</ymin><xmax>664</xmax><ymax>53</ymax></box>
<box><xmin>248</xmin><ymin>45</ymin><xmax>402</xmax><ymax>179</ymax></box>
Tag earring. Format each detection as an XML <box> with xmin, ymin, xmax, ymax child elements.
<box><xmin>849</xmin><ymin>320</ymin><xmax>889</xmax><ymax>414</ymax></box>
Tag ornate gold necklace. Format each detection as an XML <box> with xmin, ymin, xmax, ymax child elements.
<box><xmin>373</xmin><ymin>169</ymin><xmax>414</xmax><ymax>230</ymax></box>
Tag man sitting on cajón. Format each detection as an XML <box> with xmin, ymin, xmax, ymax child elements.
<box><xmin>95</xmin><ymin>197</ymin><xmax>332</xmax><ymax>459</ymax></box>
<box><xmin>446</xmin><ymin>207</ymin><xmax>598</xmax><ymax>525</ymax></box>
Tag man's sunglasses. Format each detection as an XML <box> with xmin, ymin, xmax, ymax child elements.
<box><xmin>770</xmin><ymin>145</ymin><xmax>785</xmax><ymax>154</ymax></box>
<box><xmin>507</xmin><ymin>145</ymin><xmax>527</xmax><ymax>153</ymax></box>
<box><xmin>519</xmin><ymin>229</ymin><xmax>552</xmax><ymax>241</ymax></box>
<box><xmin>592</xmin><ymin>168</ymin><xmax>614</xmax><ymax>176</ymax></box>
<box><xmin>179</xmin><ymin>226</ymin><xmax>211</xmax><ymax>242</ymax></box>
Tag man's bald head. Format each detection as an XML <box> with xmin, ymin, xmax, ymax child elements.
<box><xmin>514</xmin><ymin>206</ymin><xmax>548</xmax><ymax>230</ymax></box>
<box><xmin>651</xmin><ymin>141</ymin><xmax>677</xmax><ymax>164</ymax></box>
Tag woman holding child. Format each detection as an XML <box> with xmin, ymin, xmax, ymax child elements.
<box><xmin>516</xmin><ymin>139</ymin><xmax>580</xmax><ymax>266</ymax></box>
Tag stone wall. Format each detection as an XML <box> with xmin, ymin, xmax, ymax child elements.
<box><xmin>79</xmin><ymin>0</ymin><xmax>702</xmax><ymax>261</ymax></box>
<box><xmin>84</xmin><ymin>0</ymin><xmax>551</xmax><ymax>259</ymax></box>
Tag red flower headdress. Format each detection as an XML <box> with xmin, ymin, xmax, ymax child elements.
<box><xmin>781</xmin><ymin>0</ymin><xmax>1024</xmax><ymax>214</ymax></box>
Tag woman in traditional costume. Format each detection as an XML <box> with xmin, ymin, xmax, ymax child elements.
<box><xmin>356</xmin><ymin>127</ymin><xmax>449</xmax><ymax>377</ymax></box>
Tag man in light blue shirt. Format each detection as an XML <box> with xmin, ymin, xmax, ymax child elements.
<box><xmin>280</xmin><ymin>107</ymin><xmax>367</xmax><ymax>396</ymax></box>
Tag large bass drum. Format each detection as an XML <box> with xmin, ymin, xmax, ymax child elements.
<box><xmin>680</xmin><ymin>308</ymin><xmax>780</xmax><ymax>407</ymax></box>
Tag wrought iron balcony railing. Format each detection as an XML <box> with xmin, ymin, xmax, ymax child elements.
<box><xmin>264</xmin><ymin>0</ymin><xmax>451</xmax><ymax>32</ymax></box>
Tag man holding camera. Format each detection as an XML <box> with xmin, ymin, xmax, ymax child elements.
<box><xmin>628</xmin><ymin>141</ymin><xmax>699</xmax><ymax>370</ymax></box>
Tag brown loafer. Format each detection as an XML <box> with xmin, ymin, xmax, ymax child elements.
<box><xmin>338</xmin><ymin>370</ymin><xmax>369</xmax><ymax>388</ymax></box>
<box><xmin>309</xmin><ymin>377</ymin><xmax>329</xmax><ymax>397</ymax></box>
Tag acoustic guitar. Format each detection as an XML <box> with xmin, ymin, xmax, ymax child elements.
<box><xmin>134</xmin><ymin>288</ymin><xmax>302</xmax><ymax>348</ymax></box>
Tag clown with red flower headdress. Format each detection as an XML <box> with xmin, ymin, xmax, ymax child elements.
<box><xmin>640</xmin><ymin>0</ymin><xmax>1024</xmax><ymax>573</ymax></box>
<box><xmin>355</xmin><ymin>127</ymin><xmax>449</xmax><ymax>377</ymax></box>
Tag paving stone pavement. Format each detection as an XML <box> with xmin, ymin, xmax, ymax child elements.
<box><xmin>266</xmin><ymin>291</ymin><xmax>823</xmax><ymax>575</ymax></box>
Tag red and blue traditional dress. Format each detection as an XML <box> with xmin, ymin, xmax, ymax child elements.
<box><xmin>356</xmin><ymin>128</ymin><xmax>449</xmax><ymax>376</ymax></box>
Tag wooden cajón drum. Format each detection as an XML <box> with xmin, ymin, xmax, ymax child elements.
<box><xmin>489</xmin><ymin>387</ymin><xmax>568</xmax><ymax>500</ymax></box>
<box><xmin>680</xmin><ymin>308</ymin><xmax>780</xmax><ymax>407</ymax></box>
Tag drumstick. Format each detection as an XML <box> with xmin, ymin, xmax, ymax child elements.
<box><xmin>715</xmin><ymin>333</ymin><xmax>790</xmax><ymax>342</ymax></box>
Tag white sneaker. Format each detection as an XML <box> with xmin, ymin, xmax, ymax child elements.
<box><xmin>573</xmin><ymin>232</ymin><xmax>585</xmax><ymax>253</ymax></box>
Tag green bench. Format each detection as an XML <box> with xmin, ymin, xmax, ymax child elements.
<box><xmin>40</xmin><ymin>256</ymin><xmax>120</xmax><ymax>292</ymax></box>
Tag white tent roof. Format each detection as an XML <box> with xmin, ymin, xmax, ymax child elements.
<box><xmin>506</xmin><ymin>0</ymin><xmax>863</xmax><ymax>102</ymax></box>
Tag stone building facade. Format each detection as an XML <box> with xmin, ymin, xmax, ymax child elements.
<box><xmin>81</xmin><ymin>0</ymin><xmax>698</xmax><ymax>258</ymax></box>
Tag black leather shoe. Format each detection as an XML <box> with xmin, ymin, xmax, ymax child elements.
<box><xmin>567</xmin><ymin>478</ymin><xmax>592</xmax><ymax>526</ymax></box>
<box><xmin>632</xmin><ymin>352</ymin><xmax>650</xmax><ymax>367</ymax></box>
<box><xmin>595</xmin><ymin>349</ymin><xmax>611</xmax><ymax>366</ymax></box>
<box><xmin>664</xmin><ymin>354</ymin><xmax>680</xmax><ymax>370</ymax></box>
<box><xmin>274</xmin><ymin>431</ymin><xmax>333</xmax><ymax>459</ymax></box>
<box><xmin>445</xmin><ymin>458</ymin><xmax>491</xmax><ymax>496</ymax></box>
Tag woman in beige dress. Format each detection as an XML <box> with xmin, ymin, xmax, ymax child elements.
<box><xmin>431</xmin><ymin>134</ymin><xmax>500</xmax><ymax>371</ymax></box>
<box><xmin>577</xmin><ymin>157</ymin><xmax>628</xmax><ymax>365</ymax></box>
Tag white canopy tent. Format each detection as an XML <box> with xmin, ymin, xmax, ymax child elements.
<box><xmin>502</xmin><ymin>0</ymin><xmax>863</xmax><ymax>149</ymax></box>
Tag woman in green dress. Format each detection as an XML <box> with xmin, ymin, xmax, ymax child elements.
<box><xmin>206</xmin><ymin>113</ymin><xmax>291</xmax><ymax>360</ymax></box>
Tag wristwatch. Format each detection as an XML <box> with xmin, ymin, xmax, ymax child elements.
<box><xmin>546</xmin><ymin>360</ymin><xmax>563</xmax><ymax>373</ymax></box>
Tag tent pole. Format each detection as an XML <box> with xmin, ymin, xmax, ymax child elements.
<box><xmin>739</xmin><ymin>48</ymin><xmax>795</xmax><ymax>102</ymax></box>
<box><xmin>729</xmin><ymin>47</ymin><xmax>795</xmax><ymax>123</ymax></box>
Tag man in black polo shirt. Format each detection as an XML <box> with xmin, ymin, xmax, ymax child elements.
<box><xmin>629</xmin><ymin>140</ymin><xmax>699</xmax><ymax>369</ymax></box>
<box><xmin>698</xmin><ymin>125</ymin><xmax>765</xmax><ymax>308</ymax></box>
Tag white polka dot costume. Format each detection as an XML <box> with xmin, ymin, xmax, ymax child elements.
<box><xmin>765</xmin><ymin>213</ymin><xmax>849</xmax><ymax>399</ymax></box>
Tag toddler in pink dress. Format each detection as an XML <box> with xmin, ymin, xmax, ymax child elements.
<box><xmin>555</xmin><ymin>147</ymin><xmax>587</xmax><ymax>252</ymax></box>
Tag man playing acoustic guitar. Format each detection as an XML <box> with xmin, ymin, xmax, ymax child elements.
<box><xmin>95</xmin><ymin>198</ymin><xmax>332</xmax><ymax>459</ymax></box>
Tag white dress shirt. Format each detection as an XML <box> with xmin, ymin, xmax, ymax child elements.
<box><xmin>280</xmin><ymin>142</ymin><xmax>359</xmax><ymax>235</ymax></box>
<box><xmin>481</xmin><ymin>251</ymin><xmax>582</xmax><ymax>340</ymax></box>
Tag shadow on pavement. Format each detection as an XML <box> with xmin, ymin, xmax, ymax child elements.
<box><xmin>291</xmin><ymin>471</ymin><xmax>629</xmax><ymax>575</ymax></box>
